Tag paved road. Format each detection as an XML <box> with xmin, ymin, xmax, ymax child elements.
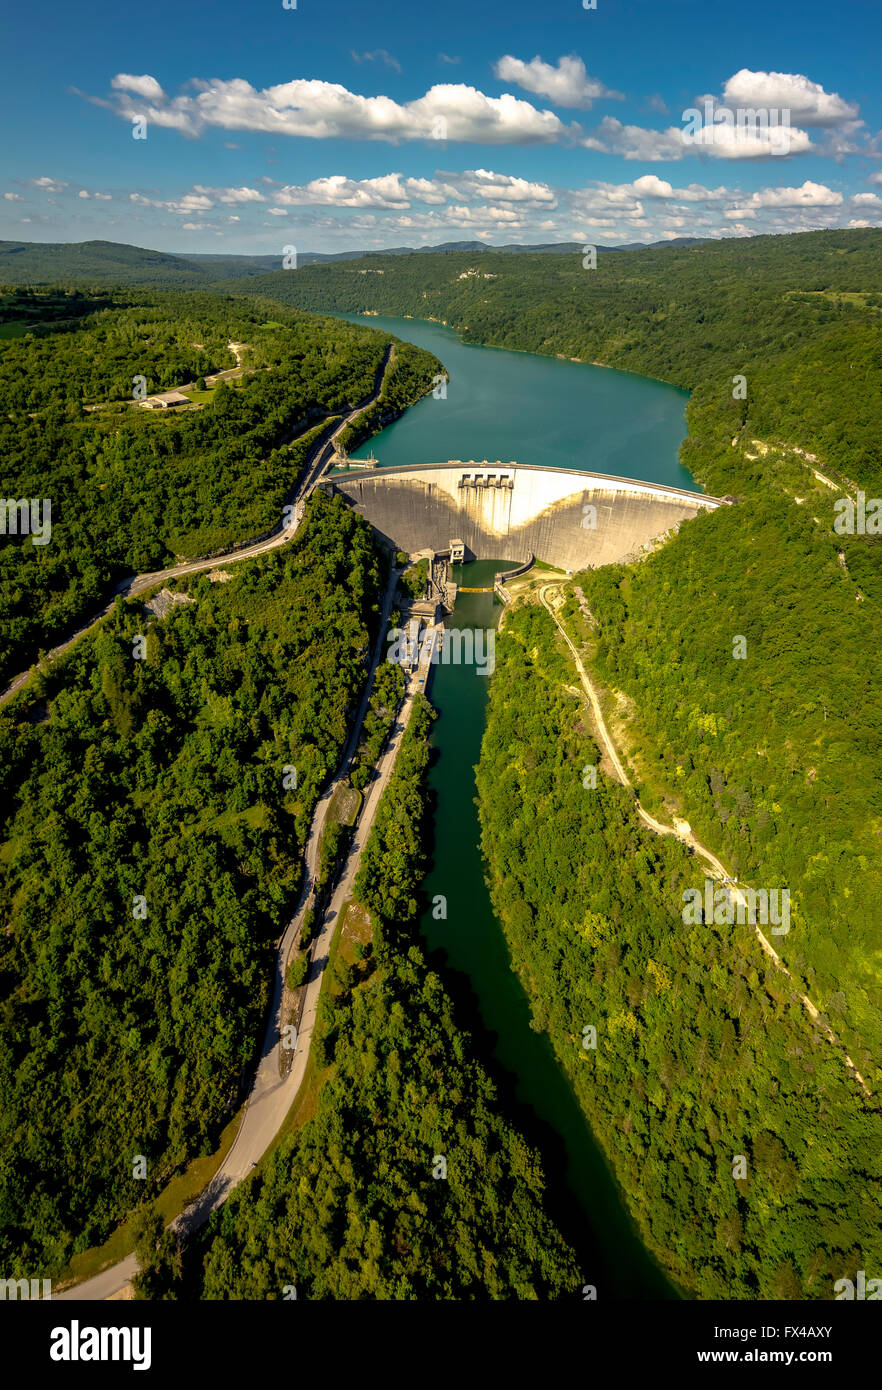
<box><xmin>57</xmin><ymin>566</ymin><xmax>414</xmax><ymax>1299</ymax></box>
<box><xmin>0</xmin><ymin>346</ymin><xmax>393</xmax><ymax>708</ymax></box>
<box><xmin>538</xmin><ymin>582</ymin><xmax>871</xmax><ymax>1099</ymax></box>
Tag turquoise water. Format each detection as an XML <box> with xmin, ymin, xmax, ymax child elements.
<box><xmin>339</xmin><ymin>312</ymin><xmax>695</xmax><ymax>489</ymax></box>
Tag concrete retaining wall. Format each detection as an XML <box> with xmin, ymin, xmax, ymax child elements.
<box><xmin>322</xmin><ymin>463</ymin><xmax>721</xmax><ymax>571</ymax></box>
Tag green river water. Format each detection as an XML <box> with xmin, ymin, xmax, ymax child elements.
<box><xmin>341</xmin><ymin>314</ymin><xmax>693</xmax><ymax>1298</ymax></box>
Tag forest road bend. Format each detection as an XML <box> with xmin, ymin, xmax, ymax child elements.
<box><xmin>56</xmin><ymin>567</ymin><xmax>414</xmax><ymax>1299</ymax></box>
<box><xmin>537</xmin><ymin>583</ymin><xmax>873</xmax><ymax>1101</ymax></box>
<box><xmin>0</xmin><ymin>346</ymin><xmax>395</xmax><ymax>710</ymax></box>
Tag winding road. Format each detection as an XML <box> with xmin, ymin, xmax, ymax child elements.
<box><xmin>56</xmin><ymin>564</ymin><xmax>417</xmax><ymax>1299</ymax></box>
<box><xmin>16</xmin><ymin>340</ymin><xmax>420</xmax><ymax>1298</ymax></box>
<box><xmin>1</xmin><ymin>345</ymin><xmax>394</xmax><ymax>709</ymax></box>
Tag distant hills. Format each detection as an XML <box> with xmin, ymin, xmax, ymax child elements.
<box><xmin>0</xmin><ymin>235</ymin><xmax>710</xmax><ymax>289</ymax></box>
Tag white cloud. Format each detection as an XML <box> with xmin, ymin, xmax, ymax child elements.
<box><xmin>743</xmin><ymin>180</ymin><xmax>842</xmax><ymax>208</ymax></box>
<box><xmin>26</xmin><ymin>176</ymin><xmax>68</xmax><ymax>192</ymax></box>
<box><xmin>111</xmin><ymin>73</ymin><xmax>165</xmax><ymax>101</ymax></box>
<box><xmin>181</xmin><ymin>222</ymin><xmax>203</xmax><ymax>230</ymax></box>
<box><xmin>78</xmin><ymin>190</ymin><xmax>91</xmax><ymax>199</ymax></box>
<box><xmin>447</xmin><ymin>168</ymin><xmax>556</xmax><ymax>204</ymax></box>
<box><xmin>722</xmin><ymin>69</ymin><xmax>859</xmax><ymax>127</ymax></box>
<box><xmin>351</xmin><ymin>50</ymin><xmax>402</xmax><ymax>75</ymax></box>
<box><xmin>583</xmin><ymin>113</ymin><xmax>817</xmax><ymax>161</ymax></box>
<box><xmin>102</xmin><ymin>74</ymin><xmax>575</xmax><ymax>145</ymax></box>
<box><xmin>493</xmin><ymin>54</ymin><xmax>623</xmax><ymax>109</ymax></box>
<box><xmin>271</xmin><ymin>174</ymin><xmax>414</xmax><ymax>208</ymax></box>
<box><xmin>852</xmin><ymin>192</ymin><xmax>882</xmax><ymax>207</ymax></box>
<box><xmin>581</xmin><ymin>117</ymin><xmax>686</xmax><ymax>161</ymax></box>
<box><xmin>192</xmin><ymin>184</ymin><xmax>265</xmax><ymax>203</ymax></box>
<box><xmin>3</xmin><ymin>192</ymin><xmax>22</xmax><ymax>201</ymax></box>
<box><xmin>630</xmin><ymin>174</ymin><xmax>727</xmax><ymax>202</ymax></box>
<box><xmin>130</xmin><ymin>190</ymin><xmax>214</xmax><ymax>214</ymax></box>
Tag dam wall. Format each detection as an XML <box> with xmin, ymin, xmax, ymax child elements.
<box><xmin>321</xmin><ymin>462</ymin><xmax>722</xmax><ymax>571</ymax></box>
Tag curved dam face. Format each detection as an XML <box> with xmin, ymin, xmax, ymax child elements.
<box><xmin>320</xmin><ymin>463</ymin><xmax>722</xmax><ymax>570</ymax></box>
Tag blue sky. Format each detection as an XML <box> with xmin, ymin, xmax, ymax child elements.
<box><xmin>1</xmin><ymin>0</ymin><xmax>880</xmax><ymax>253</ymax></box>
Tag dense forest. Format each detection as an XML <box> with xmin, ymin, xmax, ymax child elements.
<box><xmin>477</xmin><ymin>602</ymin><xmax>882</xmax><ymax>1300</ymax></box>
<box><xmin>578</xmin><ymin>497</ymin><xmax>882</xmax><ymax>1081</ymax></box>
<box><xmin>0</xmin><ymin>494</ymin><xmax>387</xmax><ymax>1275</ymax></box>
<box><xmin>156</xmin><ymin>694</ymin><xmax>581</xmax><ymax>1300</ymax></box>
<box><xmin>0</xmin><ymin>287</ymin><xmax>441</xmax><ymax>685</ymax></box>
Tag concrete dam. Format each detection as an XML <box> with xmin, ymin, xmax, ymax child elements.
<box><xmin>320</xmin><ymin>462</ymin><xmax>723</xmax><ymax>570</ymax></box>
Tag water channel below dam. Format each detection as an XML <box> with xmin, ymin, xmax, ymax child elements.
<box><xmin>339</xmin><ymin>313</ymin><xmax>693</xmax><ymax>1297</ymax></box>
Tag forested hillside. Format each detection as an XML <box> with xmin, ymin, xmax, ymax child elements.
<box><xmin>477</xmin><ymin>603</ymin><xmax>882</xmax><ymax>1300</ymax></box>
<box><xmin>0</xmin><ymin>240</ymin><xmax>220</xmax><ymax>289</ymax></box>
<box><xmin>0</xmin><ymin>288</ymin><xmax>441</xmax><ymax>685</ymax></box>
<box><xmin>0</xmin><ymin>494</ymin><xmax>386</xmax><ymax>1275</ymax></box>
<box><xmin>165</xmin><ymin>695</ymin><xmax>581</xmax><ymax>1300</ymax></box>
<box><xmin>250</xmin><ymin>229</ymin><xmax>882</xmax><ymax>1075</ymax></box>
<box><xmin>239</xmin><ymin>228</ymin><xmax>882</xmax><ymax>496</ymax></box>
<box><xmin>579</xmin><ymin>498</ymin><xmax>882</xmax><ymax>1080</ymax></box>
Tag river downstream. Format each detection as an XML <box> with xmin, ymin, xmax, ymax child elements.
<box><xmin>340</xmin><ymin>313</ymin><xmax>690</xmax><ymax>1296</ymax></box>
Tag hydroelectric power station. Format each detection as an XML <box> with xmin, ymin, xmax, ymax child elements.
<box><xmin>320</xmin><ymin>462</ymin><xmax>723</xmax><ymax>571</ymax></box>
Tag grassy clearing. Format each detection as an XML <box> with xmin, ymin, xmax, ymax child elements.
<box><xmin>326</xmin><ymin>782</ymin><xmax>361</xmax><ymax>829</ymax></box>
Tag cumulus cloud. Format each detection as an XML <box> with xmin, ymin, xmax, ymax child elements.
<box><xmin>742</xmin><ymin>180</ymin><xmax>842</xmax><ymax>208</ymax></box>
<box><xmin>270</xmin><ymin>174</ymin><xmax>434</xmax><ymax>209</ymax></box>
<box><xmin>130</xmin><ymin>190</ymin><xmax>214</xmax><ymax>214</ymax></box>
<box><xmin>25</xmin><ymin>176</ymin><xmax>68</xmax><ymax>192</ymax></box>
<box><xmin>447</xmin><ymin>168</ymin><xmax>556</xmax><ymax>204</ymax></box>
<box><xmin>100</xmin><ymin>74</ymin><xmax>574</xmax><ymax>145</ymax></box>
<box><xmin>4</xmin><ymin>192</ymin><xmax>22</xmax><ymax>201</ymax></box>
<box><xmin>493</xmin><ymin>54</ymin><xmax>623</xmax><ymax>109</ymax></box>
<box><xmin>583</xmin><ymin>111</ymin><xmax>816</xmax><ymax>160</ymax></box>
<box><xmin>721</xmin><ymin>69</ymin><xmax>859</xmax><ymax>127</ymax></box>
<box><xmin>581</xmin><ymin>117</ymin><xmax>686</xmax><ymax>161</ymax></box>
<box><xmin>630</xmin><ymin>174</ymin><xmax>727</xmax><ymax>202</ymax></box>
<box><xmin>192</xmin><ymin>184</ymin><xmax>265</xmax><ymax>203</ymax></box>
<box><xmin>110</xmin><ymin>73</ymin><xmax>165</xmax><ymax>101</ymax></box>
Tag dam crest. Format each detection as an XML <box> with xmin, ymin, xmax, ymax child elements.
<box><xmin>320</xmin><ymin>462</ymin><xmax>723</xmax><ymax>571</ymax></box>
